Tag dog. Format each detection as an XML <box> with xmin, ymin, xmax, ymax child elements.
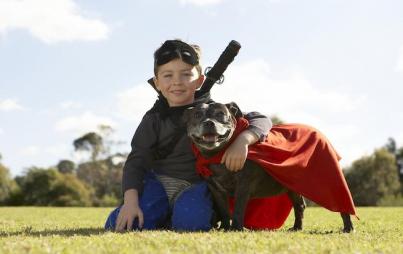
<box><xmin>183</xmin><ymin>102</ymin><xmax>354</xmax><ymax>232</ymax></box>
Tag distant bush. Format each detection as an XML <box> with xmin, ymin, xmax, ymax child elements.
<box><xmin>76</xmin><ymin>157</ymin><xmax>123</xmax><ymax>206</ymax></box>
<box><xmin>11</xmin><ymin>167</ymin><xmax>94</xmax><ymax>206</ymax></box>
<box><xmin>345</xmin><ymin>149</ymin><xmax>401</xmax><ymax>206</ymax></box>
<box><xmin>378</xmin><ymin>194</ymin><xmax>403</xmax><ymax>206</ymax></box>
<box><xmin>0</xmin><ymin>162</ymin><xmax>18</xmax><ymax>204</ymax></box>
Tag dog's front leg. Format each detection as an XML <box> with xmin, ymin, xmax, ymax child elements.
<box><xmin>207</xmin><ymin>180</ymin><xmax>231</xmax><ymax>230</ymax></box>
<box><xmin>231</xmin><ymin>175</ymin><xmax>251</xmax><ymax>231</ymax></box>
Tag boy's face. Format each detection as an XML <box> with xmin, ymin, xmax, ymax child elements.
<box><xmin>154</xmin><ymin>58</ymin><xmax>204</xmax><ymax>107</ymax></box>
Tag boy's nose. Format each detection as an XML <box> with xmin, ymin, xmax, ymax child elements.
<box><xmin>172</xmin><ymin>77</ymin><xmax>183</xmax><ymax>85</ymax></box>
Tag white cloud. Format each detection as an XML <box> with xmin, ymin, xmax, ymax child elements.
<box><xmin>0</xmin><ymin>128</ymin><xmax>4</xmax><ymax>135</ymax></box>
<box><xmin>115</xmin><ymin>83</ymin><xmax>158</xmax><ymax>122</ymax></box>
<box><xmin>44</xmin><ymin>144</ymin><xmax>70</xmax><ymax>158</ymax></box>
<box><xmin>20</xmin><ymin>144</ymin><xmax>68</xmax><ymax>157</ymax></box>
<box><xmin>398</xmin><ymin>132</ymin><xmax>403</xmax><ymax>146</ymax></box>
<box><xmin>0</xmin><ymin>98</ymin><xmax>25</xmax><ymax>112</ymax></box>
<box><xmin>396</xmin><ymin>45</ymin><xmax>403</xmax><ymax>73</ymax></box>
<box><xmin>55</xmin><ymin>111</ymin><xmax>116</xmax><ymax>135</ymax></box>
<box><xmin>0</xmin><ymin>0</ymin><xmax>109</xmax><ymax>44</ymax></box>
<box><xmin>60</xmin><ymin>101</ymin><xmax>82</xmax><ymax>110</ymax></box>
<box><xmin>18</xmin><ymin>144</ymin><xmax>71</xmax><ymax>164</ymax></box>
<box><xmin>179</xmin><ymin>0</ymin><xmax>226</xmax><ymax>6</ymax></box>
<box><xmin>212</xmin><ymin>59</ymin><xmax>365</xmax><ymax>115</ymax></box>
<box><xmin>20</xmin><ymin>146</ymin><xmax>40</xmax><ymax>157</ymax></box>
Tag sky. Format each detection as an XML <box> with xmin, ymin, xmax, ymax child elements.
<box><xmin>1</xmin><ymin>0</ymin><xmax>403</xmax><ymax>176</ymax></box>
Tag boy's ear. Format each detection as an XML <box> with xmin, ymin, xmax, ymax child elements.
<box><xmin>196</xmin><ymin>75</ymin><xmax>205</xmax><ymax>89</ymax></box>
<box><xmin>225</xmin><ymin>102</ymin><xmax>243</xmax><ymax>118</ymax></box>
<box><xmin>153</xmin><ymin>77</ymin><xmax>160</xmax><ymax>91</ymax></box>
<box><xmin>182</xmin><ymin>106</ymin><xmax>195</xmax><ymax>124</ymax></box>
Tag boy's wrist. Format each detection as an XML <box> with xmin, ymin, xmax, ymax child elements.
<box><xmin>237</xmin><ymin>130</ymin><xmax>259</xmax><ymax>146</ymax></box>
<box><xmin>124</xmin><ymin>189</ymin><xmax>139</xmax><ymax>206</ymax></box>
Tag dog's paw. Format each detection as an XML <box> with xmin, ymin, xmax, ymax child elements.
<box><xmin>288</xmin><ymin>226</ymin><xmax>302</xmax><ymax>232</ymax></box>
<box><xmin>230</xmin><ymin>225</ymin><xmax>244</xmax><ymax>231</ymax></box>
<box><xmin>342</xmin><ymin>226</ymin><xmax>355</xmax><ymax>233</ymax></box>
<box><xmin>218</xmin><ymin>221</ymin><xmax>231</xmax><ymax>231</ymax></box>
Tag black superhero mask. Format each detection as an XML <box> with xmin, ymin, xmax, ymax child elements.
<box><xmin>154</xmin><ymin>40</ymin><xmax>199</xmax><ymax>67</ymax></box>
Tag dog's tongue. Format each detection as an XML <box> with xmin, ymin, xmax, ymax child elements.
<box><xmin>202</xmin><ymin>134</ymin><xmax>218</xmax><ymax>142</ymax></box>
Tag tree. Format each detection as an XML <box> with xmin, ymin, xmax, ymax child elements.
<box><xmin>57</xmin><ymin>160</ymin><xmax>76</xmax><ymax>174</ymax></box>
<box><xmin>74</xmin><ymin>132</ymin><xmax>104</xmax><ymax>161</ymax></box>
<box><xmin>396</xmin><ymin>147</ymin><xmax>403</xmax><ymax>183</ymax></box>
<box><xmin>345</xmin><ymin>148</ymin><xmax>401</xmax><ymax>206</ymax></box>
<box><xmin>16</xmin><ymin>167</ymin><xmax>93</xmax><ymax>206</ymax></box>
<box><xmin>385</xmin><ymin>137</ymin><xmax>397</xmax><ymax>154</ymax></box>
<box><xmin>383</xmin><ymin>138</ymin><xmax>403</xmax><ymax>191</ymax></box>
<box><xmin>76</xmin><ymin>155</ymin><xmax>123</xmax><ymax>206</ymax></box>
<box><xmin>0</xmin><ymin>155</ymin><xmax>18</xmax><ymax>204</ymax></box>
<box><xmin>72</xmin><ymin>125</ymin><xmax>124</xmax><ymax>206</ymax></box>
<box><xmin>73</xmin><ymin>125</ymin><xmax>125</xmax><ymax>162</ymax></box>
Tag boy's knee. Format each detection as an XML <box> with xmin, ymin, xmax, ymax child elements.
<box><xmin>104</xmin><ymin>174</ymin><xmax>170</xmax><ymax>231</ymax></box>
<box><xmin>104</xmin><ymin>207</ymin><xmax>120</xmax><ymax>230</ymax></box>
<box><xmin>140</xmin><ymin>175</ymin><xmax>170</xmax><ymax>229</ymax></box>
<box><xmin>171</xmin><ymin>183</ymin><xmax>213</xmax><ymax>231</ymax></box>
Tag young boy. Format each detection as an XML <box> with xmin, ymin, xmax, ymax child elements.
<box><xmin>104</xmin><ymin>40</ymin><xmax>272</xmax><ymax>231</ymax></box>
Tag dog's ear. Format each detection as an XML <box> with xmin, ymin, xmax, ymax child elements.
<box><xmin>182</xmin><ymin>106</ymin><xmax>195</xmax><ymax>123</ymax></box>
<box><xmin>225</xmin><ymin>102</ymin><xmax>243</xmax><ymax>118</ymax></box>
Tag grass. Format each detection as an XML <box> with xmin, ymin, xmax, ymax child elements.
<box><xmin>0</xmin><ymin>207</ymin><xmax>402</xmax><ymax>254</ymax></box>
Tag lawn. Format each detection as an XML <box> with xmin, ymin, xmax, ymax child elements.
<box><xmin>0</xmin><ymin>207</ymin><xmax>402</xmax><ymax>254</ymax></box>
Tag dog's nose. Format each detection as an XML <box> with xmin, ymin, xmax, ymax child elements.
<box><xmin>203</xmin><ymin>120</ymin><xmax>215</xmax><ymax>128</ymax></box>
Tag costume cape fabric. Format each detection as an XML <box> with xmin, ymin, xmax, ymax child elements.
<box><xmin>192</xmin><ymin>117</ymin><xmax>357</xmax><ymax>230</ymax></box>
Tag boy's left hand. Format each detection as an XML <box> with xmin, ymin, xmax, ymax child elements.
<box><xmin>221</xmin><ymin>130</ymin><xmax>258</xmax><ymax>171</ymax></box>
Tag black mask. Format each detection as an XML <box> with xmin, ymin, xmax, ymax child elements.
<box><xmin>154</xmin><ymin>40</ymin><xmax>199</xmax><ymax>67</ymax></box>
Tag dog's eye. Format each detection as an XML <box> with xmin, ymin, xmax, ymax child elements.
<box><xmin>194</xmin><ymin>111</ymin><xmax>203</xmax><ymax>119</ymax></box>
<box><xmin>215</xmin><ymin>112</ymin><xmax>225</xmax><ymax>118</ymax></box>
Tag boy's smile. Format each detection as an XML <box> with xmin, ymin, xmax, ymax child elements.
<box><xmin>154</xmin><ymin>58</ymin><xmax>204</xmax><ymax>107</ymax></box>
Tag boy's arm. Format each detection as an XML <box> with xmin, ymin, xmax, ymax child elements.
<box><xmin>117</xmin><ymin>113</ymin><xmax>157</xmax><ymax>231</ymax></box>
<box><xmin>122</xmin><ymin>113</ymin><xmax>157</xmax><ymax>195</ymax></box>
<box><xmin>221</xmin><ymin>111</ymin><xmax>272</xmax><ymax>171</ymax></box>
<box><xmin>244</xmin><ymin>111</ymin><xmax>272</xmax><ymax>141</ymax></box>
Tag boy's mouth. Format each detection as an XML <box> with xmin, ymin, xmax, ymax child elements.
<box><xmin>171</xmin><ymin>90</ymin><xmax>185</xmax><ymax>95</ymax></box>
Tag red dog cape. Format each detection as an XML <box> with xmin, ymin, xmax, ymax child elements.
<box><xmin>192</xmin><ymin>117</ymin><xmax>357</xmax><ymax>230</ymax></box>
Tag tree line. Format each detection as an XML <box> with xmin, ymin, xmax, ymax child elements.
<box><xmin>0</xmin><ymin>125</ymin><xmax>125</xmax><ymax>207</ymax></box>
<box><xmin>1</xmin><ymin>123</ymin><xmax>403</xmax><ymax>207</ymax></box>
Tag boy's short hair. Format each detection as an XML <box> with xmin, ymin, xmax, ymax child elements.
<box><xmin>153</xmin><ymin>39</ymin><xmax>203</xmax><ymax>76</ymax></box>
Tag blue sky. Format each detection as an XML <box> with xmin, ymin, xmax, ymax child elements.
<box><xmin>1</xmin><ymin>0</ymin><xmax>403</xmax><ymax>176</ymax></box>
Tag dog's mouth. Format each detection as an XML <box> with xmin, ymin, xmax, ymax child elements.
<box><xmin>192</xmin><ymin>132</ymin><xmax>228</xmax><ymax>145</ymax></box>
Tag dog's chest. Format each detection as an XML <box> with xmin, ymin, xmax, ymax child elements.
<box><xmin>209</xmin><ymin>164</ymin><xmax>237</xmax><ymax>193</ymax></box>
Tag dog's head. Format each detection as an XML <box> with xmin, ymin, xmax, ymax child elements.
<box><xmin>183</xmin><ymin>102</ymin><xmax>242</xmax><ymax>154</ymax></box>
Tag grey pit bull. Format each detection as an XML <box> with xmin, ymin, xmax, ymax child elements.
<box><xmin>183</xmin><ymin>102</ymin><xmax>354</xmax><ymax>232</ymax></box>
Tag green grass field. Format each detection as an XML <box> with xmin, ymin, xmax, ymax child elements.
<box><xmin>0</xmin><ymin>207</ymin><xmax>402</xmax><ymax>254</ymax></box>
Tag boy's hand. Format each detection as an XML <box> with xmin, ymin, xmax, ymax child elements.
<box><xmin>115</xmin><ymin>189</ymin><xmax>144</xmax><ymax>232</ymax></box>
<box><xmin>221</xmin><ymin>130</ymin><xmax>259</xmax><ymax>171</ymax></box>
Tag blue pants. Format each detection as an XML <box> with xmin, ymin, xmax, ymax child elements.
<box><xmin>105</xmin><ymin>173</ymin><xmax>212</xmax><ymax>231</ymax></box>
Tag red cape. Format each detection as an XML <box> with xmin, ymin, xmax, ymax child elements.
<box><xmin>192</xmin><ymin>117</ymin><xmax>357</xmax><ymax>230</ymax></box>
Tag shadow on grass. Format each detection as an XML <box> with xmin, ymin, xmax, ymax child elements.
<box><xmin>0</xmin><ymin>227</ymin><xmax>107</xmax><ymax>237</ymax></box>
<box><xmin>305</xmin><ymin>229</ymin><xmax>342</xmax><ymax>235</ymax></box>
